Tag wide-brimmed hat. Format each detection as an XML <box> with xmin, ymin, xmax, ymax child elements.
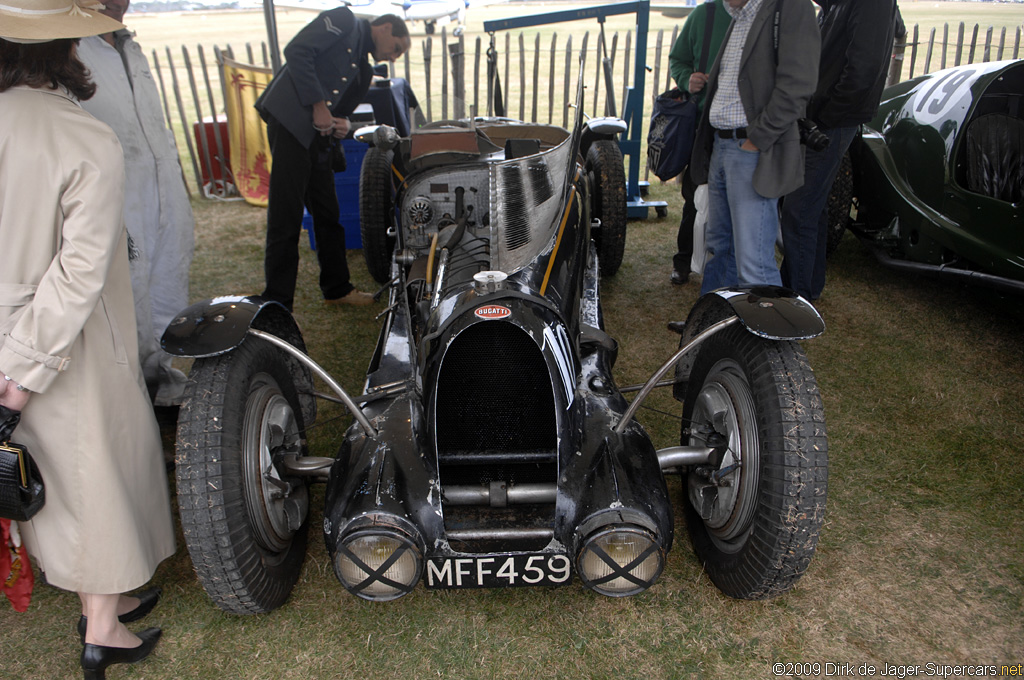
<box><xmin>0</xmin><ymin>1</ymin><xmax>123</xmax><ymax>43</ymax></box>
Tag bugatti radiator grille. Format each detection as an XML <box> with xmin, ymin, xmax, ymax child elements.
<box><xmin>435</xmin><ymin>321</ymin><xmax>557</xmax><ymax>486</ymax></box>
<box><xmin>435</xmin><ymin>321</ymin><xmax>559</xmax><ymax>552</ymax></box>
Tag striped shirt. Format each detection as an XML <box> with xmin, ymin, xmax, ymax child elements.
<box><xmin>708</xmin><ymin>0</ymin><xmax>766</xmax><ymax>130</ymax></box>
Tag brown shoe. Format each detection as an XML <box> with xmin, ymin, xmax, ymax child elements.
<box><xmin>325</xmin><ymin>290</ymin><xmax>375</xmax><ymax>306</ymax></box>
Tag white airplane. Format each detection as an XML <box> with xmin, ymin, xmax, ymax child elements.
<box><xmin>271</xmin><ymin>0</ymin><xmax>468</xmax><ymax>35</ymax></box>
<box><xmin>397</xmin><ymin>0</ymin><xmax>467</xmax><ymax>34</ymax></box>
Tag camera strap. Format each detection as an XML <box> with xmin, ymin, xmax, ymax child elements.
<box><xmin>772</xmin><ymin>0</ymin><xmax>782</xmax><ymax>65</ymax></box>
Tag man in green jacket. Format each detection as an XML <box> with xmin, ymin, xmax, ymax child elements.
<box><xmin>667</xmin><ymin>0</ymin><xmax>728</xmax><ymax>286</ymax></box>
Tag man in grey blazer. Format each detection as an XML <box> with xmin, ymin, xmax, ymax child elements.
<box><xmin>689</xmin><ymin>0</ymin><xmax>820</xmax><ymax>295</ymax></box>
<box><xmin>256</xmin><ymin>10</ymin><xmax>410</xmax><ymax>311</ymax></box>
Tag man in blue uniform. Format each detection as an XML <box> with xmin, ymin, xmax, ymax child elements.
<box><xmin>256</xmin><ymin>10</ymin><xmax>410</xmax><ymax>311</ymax></box>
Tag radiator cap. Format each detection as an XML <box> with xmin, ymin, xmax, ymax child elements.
<box><xmin>473</xmin><ymin>270</ymin><xmax>508</xmax><ymax>294</ymax></box>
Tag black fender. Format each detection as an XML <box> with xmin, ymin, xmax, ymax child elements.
<box><xmin>580</xmin><ymin>117</ymin><xmax>627</xmax><ymax>155</ymax></box>
<box><xmin>161</xmin><ymin>295</ymin><xmax>301</xmax><ymax>358</ymax></box>
<box><xmin>161</xmin><ymin>295</ymin><xmax>316</xmax><ymax>426</ymax></box>
<box><xmin>672</xmin><ymin>287</ymin><xmax>824</xmax><ymax>400</ymax></box>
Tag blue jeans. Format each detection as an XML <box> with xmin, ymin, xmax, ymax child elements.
<box><xmin>700</xmin><ymin>136</ymin><xmax>783</xmax><ymax>295</ymax></box>
<box><xmin>779</xmin><ymin>125</ymin><xmax>858</xmax><ymax>300</ymax></box>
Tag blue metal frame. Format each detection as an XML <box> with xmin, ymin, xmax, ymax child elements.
<box><xmin>484</xmin><ymin>1</ymin><xmax>667</xmax><ymax>219</ymax></box>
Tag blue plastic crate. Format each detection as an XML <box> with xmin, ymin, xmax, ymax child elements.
<box><xmin>303</xmin><ymin>138</ymin><xmax>367</xmax><ymax>250</ymax></box>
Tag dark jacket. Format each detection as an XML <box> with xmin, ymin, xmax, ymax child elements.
<box><xmin>690</xmin><ymin>0</ymin><xmax>821</xmax><ymax>198</ymax></box>
<box><xmin>255</xmin><ymin>7</ymin><xmax>374</xmax><ymax>148</ymax></box>
<box><xmin>806</xmin><ymin>0</ymin><xmax>897</xmax><ymax>129</ymax></box>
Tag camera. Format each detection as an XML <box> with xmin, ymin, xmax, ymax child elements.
<box><xmin>798</xmin><ymin>118</ymin><xmax>830</xmax><ymax>152</ymax></box>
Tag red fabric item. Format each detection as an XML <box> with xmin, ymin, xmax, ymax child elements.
<box><xmin>1</xmin><ymin>518</ymin><xmax>34</xmax><ymax>612</ymax></box>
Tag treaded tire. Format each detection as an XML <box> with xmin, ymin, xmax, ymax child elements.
<box><xmin>586</xmin><ymin>140</ymin><xmax>627</xmax><ymax>277</ymax></box>
<box><xmin>825</xmin><ymin>152</ymin><xmax>853</xmax><ymax>258</ymax></box>
<box><xmin>359</xmin><ymin>147</ymin><xmax>396</xmax><ymax>283</ymax></box>
<box><xmin>176</xmin><ymin>336</ymin><xmax>310</xmax><ymax>614</ymax></box>
<box><xmin>681</xmin><ymin>324</ymin><xmax>827</xmax><ymax>600</ymax></box>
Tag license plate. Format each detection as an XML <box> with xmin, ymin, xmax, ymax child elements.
<box><xmin>424</xmin><ymin>553</ymin><xmax>573</xmax><ymax>589</ymax></box>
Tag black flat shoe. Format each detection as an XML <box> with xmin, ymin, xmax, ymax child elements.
<box><xmin>77</xmin><ymin>587</ymin><xmax>161</xmax><ymax>642</ymax></box>
<box><xmin>81</xmin><ymin>627</ymin><xmax>161</xmax><ymax>680</ymax></box>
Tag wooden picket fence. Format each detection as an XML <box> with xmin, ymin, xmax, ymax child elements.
<box><xmin>153</xmin><ymin>20</ymin><xmax>1024</xmax><ymax>198</ymax></box>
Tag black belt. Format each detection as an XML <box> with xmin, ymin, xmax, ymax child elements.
<box><xmin>716</xmin><ymin>127</ymin><xmax>747</xmax><ymax>139</ymax></box>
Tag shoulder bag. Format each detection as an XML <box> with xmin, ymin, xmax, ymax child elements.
<box><xmin>646</xmin><ymin>1</ymin><xmax>718</xmax><ymax>181</ymax></box>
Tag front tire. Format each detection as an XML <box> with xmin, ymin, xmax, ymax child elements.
<box><xmin>585</xmin><ymin>140</ymin><xmax>627</xmax><ymax>277</ymax></box>
<box><xmin>681</xmin><ymin>325</ymin><xmax>827</xmax><ymax>599</ymax></box>
<box><xmin>176</xmin><ymin>336</ymin><xmax>310</xmax><ymax>614</ymax></box>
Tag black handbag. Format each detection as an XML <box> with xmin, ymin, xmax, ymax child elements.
<box><xmin>0</xmin><ymin>405</ymin><xmax>44</xmax><ymax>522</ymax></box>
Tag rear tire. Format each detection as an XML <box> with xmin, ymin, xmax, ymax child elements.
<box><xmin>359</xmin><ymin>147</ymin><xmax>396</xmax><ymax>283</ymax></box>
<box><xmin>176</xmin><ymin>336</ymin><xmax>310</xmax><ymax>614</ymax></box>
<box><xmin>681</xmin><ymin>325</ymin><xmax>827</xmax><ymax>599</ymax></box>
<box><xmin>825</xmin><ymin>152</ymin><xmax>853</xmax><ymax>258</ymax></box>
<box><xmin>586</xmin><ymin>140</ymin><xmax>627</xmax><ymax>277</ymax></box>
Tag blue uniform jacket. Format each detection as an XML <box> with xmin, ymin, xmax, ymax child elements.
<box><xmin>255</xmin><ymin>7</ymin><xmax>374</xmax><ymax>149</ymax></box>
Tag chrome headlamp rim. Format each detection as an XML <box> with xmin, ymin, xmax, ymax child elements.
<box><xmin>576</xmin><ymin>524</ymin><xmax>665</xmax><ymax>598</ymax></box>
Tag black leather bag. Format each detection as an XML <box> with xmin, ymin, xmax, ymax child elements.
<box><xmin>646</xmin><ymin>89</ymin><xmax>700</xmax><ymax>181</ymax></box>
<box><xmin>646</xmin><ymin>0</ymin><xmax>719</xmax><ymax>182</ymax></box>
<box><xmin>0</xmin><ymin>405</ymin><xmax>44</xmax><ymax>522</ymax></box>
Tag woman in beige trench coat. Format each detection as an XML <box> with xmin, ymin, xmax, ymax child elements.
<box><xmin>0</xmin><ymin>2</ymin><xmax>176</xmax><ymax>678</ymax></box>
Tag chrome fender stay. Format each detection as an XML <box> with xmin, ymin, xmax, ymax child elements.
<box><xmin>248</xmin><ymin>329</ymin><xmax>377</xmax><ymax>438</ymax></box>
<box><xmin>613</xmin><ymin>316</ymin><xmax>741</xmax><ymax>435</ymax></box>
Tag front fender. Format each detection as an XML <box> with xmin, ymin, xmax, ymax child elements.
<box><xmin>161</xmin><ymin>295</ymin><xmax>316</xmax><ymax>427</ymax></box>
<box><xmin>161</xmin><ymin>295</ymin><xmax>301</xmax><ymax>358</ymax></box>
<box><xmin>672</xmin><ymin>287</ymin><xmax>824</xmax><ymax>397</ymax></box>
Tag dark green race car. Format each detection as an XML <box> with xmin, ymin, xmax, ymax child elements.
<box><xmin>829</xmin><ymin>59</ymin><xmax>1024</xmax><ymax>295</ymax></box>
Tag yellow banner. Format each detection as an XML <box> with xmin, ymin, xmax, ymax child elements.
<box><xmin>221</xmin><ymin>58</ymin><xmax>273</xmax><ymax>207</ymax></box>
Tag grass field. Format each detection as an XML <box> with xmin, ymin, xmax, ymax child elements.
<box><xmin>2</xmin><ymin>172</ymin><xmax>1023</xmax><ymax>680</ymax></box>
<box><xmin>1</xmin><ymin>2</ymin><xmax>1023</xmax><ymax>679</ymax></box>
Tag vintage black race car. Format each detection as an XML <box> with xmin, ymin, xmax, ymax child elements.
<box><xmin>162</xmin><ymin>65</ymin><xmax>829</xmax><ymax>612</ymax></box>
<box><xmin>827</xmin><ymin>59</ymin><xmax>1024</xmax><ymax>294</ymax></box>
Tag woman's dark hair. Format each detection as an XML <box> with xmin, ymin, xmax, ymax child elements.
<box><xmin>0</xmin><ymin>38</ymin><xmax>96</xmax><ymax>100</ymax></box>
